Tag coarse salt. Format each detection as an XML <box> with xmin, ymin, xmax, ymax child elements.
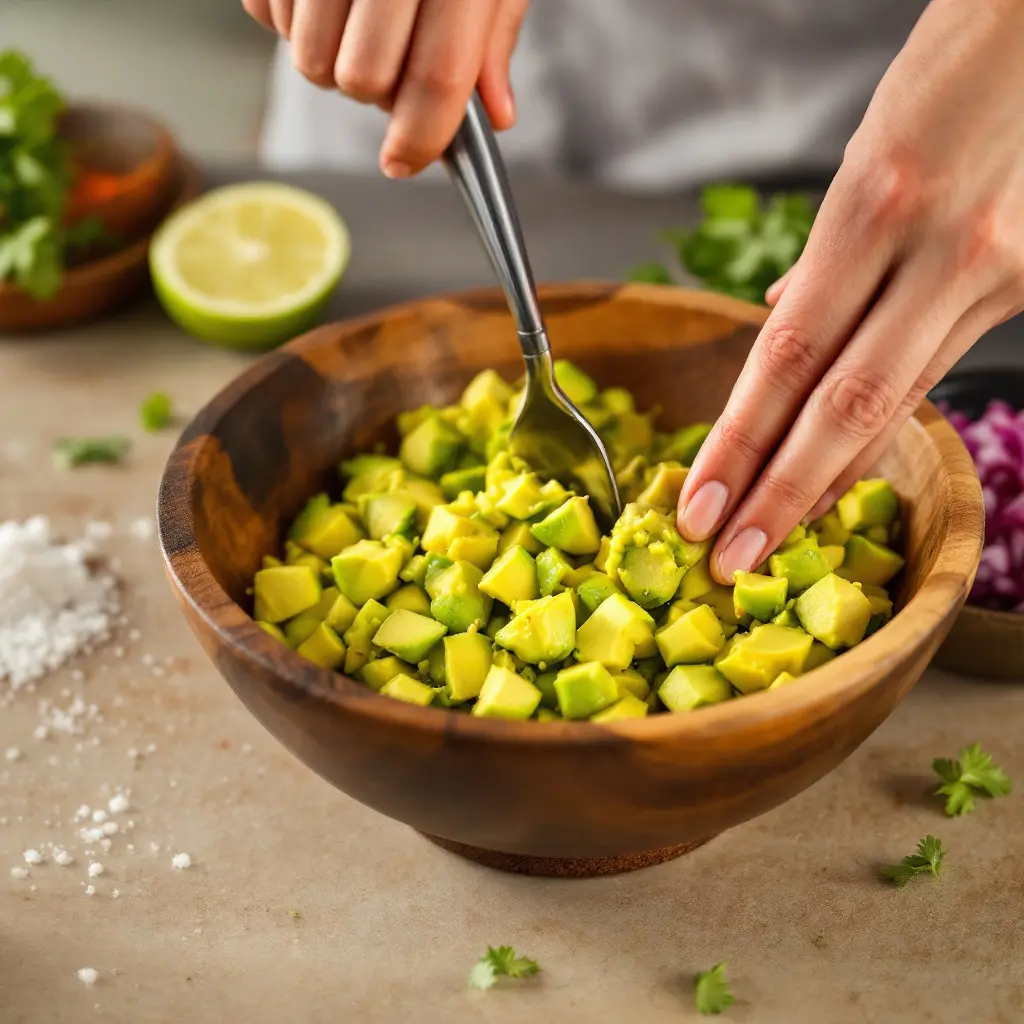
<box><xmin>128</xmin><ymin>517</ymin><xmax>154</xmax><ymax>540</ymax></box>
<box><xmin>33</xmin><ymin>725</ymin><xmax>48</xmax><ymax>741</ymax></box>
<box><xmin>91</xmin><ymin>809</ymin><xmax>108</xmax><ymax>823</ymax></box>
<box><xmin>85</xmin><ymin>884</ymin><xmax>96</xmax><ymax>896</ymax></box>
<box><xmin>171</xmin><ymin>853</ymin><xmax>192</xmax><ymax>870</ymax></box>
<box><xmin>23</xmin><ymin>849</ymin><xmax>43</xmax><ymax>864</ymax></box>
<box><xmin>4</xmin><ymin>746</ymin><xmax>21</xmax><ymax>762</ymax></box>
<box><xmin>87</xmin><ymin>861</ymin><xmax>104</xmax><ymax>877</ymax></box>
<box><xmin>108</xmin><ymin>793</ymin><xmax>129</xmax><ymax>814</ymax></box>
<box><xmin>54</xmin><ymin>848</ymin><xmax>74</xmax><ymax>866</ymax></box>
<box><xmin>10</xmin><ymin>866</ymin><xmax>28</xmax><ymax>879</ymax></box>
<box><xmin>77</xmin><ymin>968</ymin><xmax>98</xmax><ymax>986</ymax></box>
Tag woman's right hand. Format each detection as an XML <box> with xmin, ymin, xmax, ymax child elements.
<box><xmin>242</xmin><ymin>0</ymin><xmax>528</xmax><ymax>178</ymax></box>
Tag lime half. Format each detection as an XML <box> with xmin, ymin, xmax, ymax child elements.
<box><xmin>150</xmin><ymin>182</ymin><xmax>350</xmax><ymax>350</ymax></box>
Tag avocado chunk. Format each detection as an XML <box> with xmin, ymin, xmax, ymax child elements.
<box><xmin>679</xmin><ymin>557</ymin><xmax>715</xmax><ymax>601</ymax></box>
<box><xmin>861</xmin><ymin>582</ymin><xmax>894</xmax><ymax>623</ymax></box>
<box><xmin>781</xmin><ymin>523</ymin><xmax>808</xmax><ymax>547</ymax></box>
<box><xmin>576</xmin><ymin>573</ymin><xmax>621</xmax><ymax>616</ymax></box>
<box><xmin>253</xmin><ymin>565</ymin><xmax>322</xmax><ymax>624</ymax></box>
<box><xmin>636</xmin><ymin>463</ymin><xmax>689</xmax><ymax>511</ymax></box>
<box><xmin>612</xmin><ymin>668</ymin><xmax>651</xmax><ymax>702</ymax></box>
<box><xmin>771</xmin><ymin>603</ymin><xmax>801</xmax><ymax>629</ymax></box>
<box><xmin>385</xmin><ymin>583</ymin><xmax>432</xmax><ymax>616</ymax></box>
<box><xmin>662</xmin><ymin>598</ymin><xmax>699</xmax><ymax>626</ymax></box>
<box><xmin>494</xmin><ymin>591</ymin><xmax>576</xmax><ymax>665</ymax></box>
<box><xmin>553</xmin><ymin>662</ymin><xmax>620</xmax><ymax>719</ymax></box>
<box><xmin>655</xmin><ymin>603</ymin><xmax>726</xmax><ymax>666</ymax></box>
<box><xmin>591</xmin><ymin>692</ymin><xmax>649</xmax><ymax>722</ymax></box>
<box><xmin>838</xmin><ymin>535</ymin><xmax>905</xmax><ymax>587</ymax></box>
<box><xmin>532</xmin><ymin>669</ymin><xmax>559</xmax><ymax>709</ymax></box>
<box><xmin>295</xmin><ymin>622</ymin><xmax>346</xmax><ymax>670</ymax></box>
<box><xmin>471</xmin><ymin>665</ymin><xmax>542</xmax><ymax>720</ymax></box>
<box><xmin>769</xmin><ymin>671</ymin><xmax>798</xmax><ymax>689</ymax></box>
<box><xmin>768</xmin><ymin>538</ymin><xmax>832</xmax><ymax>596</ymax></box>
<box><xmin>659</xmin><ymin>665</ymin><xmax>733</xmax><ymax>711</ymax></box>
<box><xmin>836</xmin><ymin>478</ymin><xmax>898</xmax><ymax>532</ymax></box>
<box><xmin>439</xmin><ymin>466</ymin><xmax>487</xmax><ymax>501</ymax></box>
<box><xmin>425</xmin><ymin>559</ymin><xmax>493</xmax><ymax>633</ymax></box>
<box><xmin>342</xmin><ymin>599</ymin><xmax>391</xmax><ymax>674</ymax></box>
<box><xmin>282</xmin><ymin>585</ymin><xmax>342</xmax><ymax>647</ymax></box>
<box><xmin>358</xmin><ymin>493</ymin><xmax>418</xmax><ymax>540</ymax></box>
<box><xmin>535</xmin><ymin>547</ymin><xmax>574</xmax><ymax>597</ymax></box>
<box><xmin>553</xmin><ymin>359</ymin><xmax>598</xmax><ymax>405</ymax></box>
<box><xmin>360</xmin><ymin>655</ymin><xmax>413</xmax><ymax>691</ymax></box>
<box><xmin>659</xmin><ymin>422</ymin><xmax>712</xmax><ymax>466</ymax></box>
<box><xmin>420</xmin><ymin>506</ymin><xmax>499</xmax><ymax>570</ymax></box>
<box><xmin>694</xmin><ymin>584</ymin><xmax>741</xmax><ymax>626</ymax></box>
<box><xmin>399</xmin><ymin>413</ymin><xmax>464</xmax><ymax>478</ymax></box>
<box><xmin>733</xmin><ymin>571</ymin><xmax>789</xmax><ymax>622</ymax></box>
<box><xmin>820</xmin><ymin>544</ymin><xmax>845</xmax><ymax>570</ymax></box>
<box><xmin>387</xmin><ymin>474</ymin><xmax>445</xmax><ymax>529</ymax></box>
<box><xmin>380</xmin><ymin>672</ymin><xmax>435</xmax><ymax>706</ymax></box>
<box><xmin>530</xmin><ymin>496</ymin><xmax>601</xmax><ymax>556</ymax></box>
<box><xmin>535</xmin><ymin>707</ymin><xmax>563</xmax><ymax>721</ymax></box>
<box><xmin>794</xmin><ymin>573</ymin><xmax>872</xmax><ymax>650</ymax></box>
<box><xmin>805</xmin><ymin>641</ymin><xmax>836</xmax><ymax>671</ymax></box>
<box><xmin>810</xmin><ymin>508</ymin><xmax>851</xmax><ymax>547</ymax></box>
<box><xmin>494</xmin><ymin>473</ymin><xmax>548</xmax><ymax>519</ymax></box>
<box><xmin>372</xmin><ymin>609</ymin><xmax>447</xmax><ymax>664</ymax></box>
<box><xmin>617</xmin><ymin>542</ymin><xmax>685</xmax><ymax>609</ymax></box>
<box><xmin>498</xmin><ymin>520</ymin><xmax>544</xmax><ymax>556</ymax></box>
<box><xmin>480</xmin><ymin>545</ymin><xmax>540</xmax><ymax>606</ymax></box>
<box><xmin>256</xmin><ymin>621</ymin><xmax>286</xmax><ymax>643</ymax></box>
<box><xmin>289</xmin><ymin>495</ymin><xmax>364</xmax><ymax>558</ymax></box>
<box><xmin>574</xmin><ymin>592</ymin><xmax>656</xmax><ymax>668</ymax></box>
<box><xmin>443</xmin><ymin>632</ymin><xmax>493</xmax><ymax>702</ymax></box>
<box><xmin>715</xmin><ymin>624</ymin><xmax>814</xmax><ymax>694</ymax></box>
<box><xmin>340</xmin><ymin>454</ymin><xmax>403</xmax><ymax>502</ymax></box>
<box><xmin>331</xmin><ymin>539</ymin><xmax>405</xmax><ymax>606</ymax></box>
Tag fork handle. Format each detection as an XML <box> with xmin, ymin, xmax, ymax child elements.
<box><xmin>442</xmin><ymin>93</ymin><xmax>549</xmax><ymax>357</ymax></box>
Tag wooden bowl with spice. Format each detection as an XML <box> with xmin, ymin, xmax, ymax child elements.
<box><xmin>157</xmin><ymin>284</ymin><xmax>984</xmax><ymax>878</ymax></box>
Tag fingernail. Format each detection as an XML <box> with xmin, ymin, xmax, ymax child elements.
<box><xmin>717</xmin><ymin>527</ymin><xmax>768</xmax><ymax>582</ymax></box>
<box><xmin>679</xmin><ymin>481</ymin><xmax>729</xmax><ymax>540</ymax></box>
<box><xmin>382</xmin><ymin>160</ymin><xmax>412</xmax><ymax>180</ymax></box>
<box><xmin>807</xmin><ymin>489</ymin><xmax>838</xmax><ymax>522</ymax></box>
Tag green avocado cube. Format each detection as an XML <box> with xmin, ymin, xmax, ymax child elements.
<box><xmin>494</xmin><ymin>591</ymin><xmax>576</xmax><ymax>665</ymax></box>
<box><xmin>733</xmin><ymin>571</ymin><xmax>789</xmax><ymax>622</ymax></box>
<box><xmin>495</xmin><ymin>473</ymin><xmax>547</xmax><ymax>519</ymax></box>
<box><xmin>617</xmin><ymin>542</ymin><xmax>685</xmax><ymax>609</ymax></box>
<box><xmin>471</xmin><ymin>665</ymin><xmax>542</xmax><ymax>720</ymax></box>
<box><xmin>342</xmin><ymin>599</ymin><xmax>391</xmax><ymax>674</ymax></box>
<box><xmin>331</xmin><ymin>539</ymin><xmax>404</xmax><ymax>606</ymax></box>
<box><xmin>380</xmin><ymin>673</ymin><xmax>436</xmax><ymax>706</ymax></box>
<box><xmin>385</xmin><ymin>583</ymin><xmax>432</xmax><ymax>616</ymax></box>
<box><xmin>372</xmin><ymin>609</ymin><xmax>447</xmax><ymax>664</ymax></box>
<box><xmin>679</xmin><ymin>557</ymin><xmax>715</xmax><ymax>601</ymax></box>
<box><xmin>612</xmin><ymin>669</ymin><xmax>651</xmax><ymax>701</ymax></box>
<box><xmin>253</xmin><ymin>565</ymin><xmax>322</xmax><ymax>624</ymax></box>
<box><xmin>443</xmin><ymin>632</ymin><xmax>493</xmax><ymax>702</ymax></box>
<box><xmin>324</xmin><ymin>590</ymin><xmax>359</xmax><ymax>634</ymax></box>
<box><xmin>498</xmin><ymin>520</ymin><xmax>544</xmax><ymax>556</ymax></box>
<box><xmin>536</xmin><ymin>547</ymin><xmax>574</xmax><ymax>596</ymax></box>
<box><xmin>530</xmin><ymin>497</ymin><xmax>601</xmax><ymax>556</ymax></box>
<box><xmin>769</xmin><ymin>671</ymin><xmax>798</xmax><ymax>689</ymax></box>
<box><xmin>768</xmin><ymin>538</ymin><xmax>832</xmax><ymax>596</ymax></box>
<box><xmin>820</xmin><ymin>544</ymin><xmax>845</xmax><ymax>570</ymax></box>
<box><xmin>426</xmin><ymin>560</ymin><xmax>493</xmax><ymax>633</ymax></box>
<box><xmin>295</xmin><ymin>622</ymin><xmax>346</xmax><ymax>670</ymax></box>
<box><xmin>591</xmin><ymin>692</ymin><xmax>649</xmax><ymax>721</ymax></box>
<box><xmin>810</xmin><ymin>508</ymin><xmax>851</xmax><ymax>547</ymax></box>
<box><xmin>795</xmin><ymin>573</ymin><xmax>872</xmax><ymax>650</ymax></box>
<box><xmin>576</xmin><ymin>573</ymin><xmax>621</xmax><ymax>616</ymax></box>
<box><xmin>399</xmin><ymin>414</ymin><xmax>464</xmax><ymax>478</ymax></box>
<box><xmin>480</xmin><ymin>545</ymin><xmax>540</xmax><ymax>606</ymax></box>
<box><xmin>805</xmin><ymin>640</ymin><xmax>836</xmax><ymax>671</ymax></box>
<box><xmin>659</xmin><ymin>422</ymin><xmax>712</xmax><ymax>467</ymax></box>
<box><xmin>439</xmin><ymin>466</ymin><xmax>487</xmax><ymax>501</ymax></box>
<box><xmin>715</xmin><ymin>624</ymin><xmax>814</xmax><ymax>694</ymax></box>
<box><xmin>358</xmin><ymin>493</ymin><xmax>418</xmax><ymax>540</ymax></box>
<box><xmin>553</xmin><ymin>359</ymin><xmax>598</xmax><ymax>405</ymax></box>
<box><xmin>554</xmin><ymin>662</ymin><xmax>619</xmax><ymax>719</ymax></box>
<box><xmin>535</xmin><ymin>707</ymin><xmax>563</xmax><ymax>721</ymax></box>
<box><xmin>359</xmin><ymin>655</ymin><xmax>413</xmax><ymax>691</ymax></box>
<box><xmin>836</xmin><ymin>478</ymin><xmax>898</xmax><ymax>532</ymax></box>
<box><xmin>658</xmin><ymin>665</ymin><xmax>733</xmax><ymax>711</ymax></box>
<box><xmin>636</xmin><ymin>463</ymin><xmax>689</xmax><ymax>511</ymax></box>
<box><xmin>532</xmin><ymin>670</ymin><xmax>560</xmax><ymax>709</ymax></box>
<box><xmin>283</xmin><ymin>586</ymin><xmax>342</xmax><ymax>647</ymax></box>
<box><xmin>289</xmin><ymin>495</ymin><xmax>364</xmax><ymax>558</ymax></box>
<box><xmin>655</xmin><ymin>603</ymin><xmax>726</xmax><ymax>666</ymax></box>
<box><xmin>771</xmin><ymin>603</ymin><xmax>801</xmax><ymax>629</ymax></box>
<box><xmin>838</xmin><ymin>535</ymin><xmax>905</xmax><ymax>587</ymax></box>
<box><xmin>574</xmin><ymin>593</ymin><xmax>656</xmax><ymax>669</ymax></box>
<box><xmin>256</xmin><ymin>621</ymin><xmax>286</xmax><ymax>643</ymax></box>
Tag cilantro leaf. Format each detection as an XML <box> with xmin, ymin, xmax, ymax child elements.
<box><xmin>52</xmin><ymin>436</ymin><xmax>131</xmax><ymax>470</ymax></box>
<box><xmin>881</xmin><ymin>835</ymin><xmax>946</xmax><ymax>888</ymax></box>
<box><xmin>468</xmin><ymin>946</ymin><xmax>540</xmax><ymax>990</ymax></box>
<box><xmin>139</xmin><ymin>392</ymin><xmax>174</xmax><ymax>433</ymax></box>
<box><xmin>626</xmin><ymin>261</ymin><xmax>673</xmax><ymax>285</ymax></box>
<box><xmin>933</xmin><ymin>742</ymin><xmax>1011</xmax><ymax>817</ymax></box>
<box><xmin>694</xmin><ymin>961</ymin><xmax>735</xmax><ymax>1016</ymax></box>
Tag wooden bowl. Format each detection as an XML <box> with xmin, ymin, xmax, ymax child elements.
<box><xmin>158</xmin><ymin>284</ymin><xmax>984</xmax><ymax>877</ymax></box>
<box><xmin>0</xmin><ymin>156</ymin><xmax>202</xmax><ymax>334</ymax></box>
<box><xmin>930</xmin><ymin>367</ymin><xmax>1024</xmax><ymax>679</ymax></box>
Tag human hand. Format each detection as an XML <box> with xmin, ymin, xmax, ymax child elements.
<box><xmin>241</xmin><ymin>0</ymin><xmax>528</xmax><ymax>177</ymax></box>
<box><xmin>677</xmin><ymin>0</ymin><xmax>1024</xmax><ymax>585</ymax></box>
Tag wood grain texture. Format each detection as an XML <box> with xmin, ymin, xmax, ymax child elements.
<box><xmin>158</xmin><ymin>284</ymin><xmax>984</xmax><ymax>870</ymax></box>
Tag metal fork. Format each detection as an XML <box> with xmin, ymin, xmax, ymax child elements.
<box><xmin>442</xmin><ymin>93</ymin><xmax>622</xmax><ymax>532</ymax></box>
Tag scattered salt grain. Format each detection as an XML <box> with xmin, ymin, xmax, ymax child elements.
<box><xmin>33</xmin><ymin>725</ymin><xmax>48</xmax><ymax>741</ymax></box>
<box><xmin>23</xmin><ymin>849</ymin><xmax>43</xmax><ymax>865</ymax></box>
<box><xmin>80</xmin><ymin>826</ymin><xmax>104</xmax><ymax>843</ymax></box>
<box><xmin>171</xmin><ymin>853</ymin><xmax>192</xmax><ymax>870</ymax></box>
<box><xmin>113</xmin><ymin>646</ymin><xmax>125</xmax><ymax>659</ymax></box>
<box><xmin>144</xmin><ymin>743</ymin><xmax>156</xmax><ymax>755</ymax></box>
<box><xmin>85</xmin><ymin>884</ymin><xmax>96</xmax><ymax>896</ymax></box>
<box><xmin>127</xmin><ymin>628</ymin><xmax>141</xmax><ymax>643</ymax></box>
<box><xmin>74</xmin><ymin>805</ymin><xmax>91</xmax><ymax>820</ymax></box>
<box><xmin>128</xmin><ymin>517</ymin><xmax>154</xmax><ymax>541</ymax></box>
<box><xmin>112</xmin><ymin>889</ymin><xmax>120</xmax><ymax>899</ymax></box>
<box><xmin>91</xmin><ymin>809</ymin><xmax>108</xmax><ymax>824</ymax></box>
<box><xmin>77</xmin><ymin>968</ymin><xmax>98</xmax><ymax>986</ymax></box>
<box><xmin>71</xmin><ymin>668</ymin><xmax>84</xmax><ymax>683</ymax></box>
<box><xmin>102</xmin><ymin>822</ymin><xmax>119</xmax><ymax>836</ymax></box>
<box><xmin>88</xmin><ymin>861</ymin><xmax>104</xmax><ymax>877</ymax></box>
<box><xmin>10</xmin><ymin>866</ymin><xmax>28</xmax><ymax>879</ymax></box>
<box><xmin>141</xmin><ymin>653</ymin><xmax>154</xmax><ymax>667</ymax></box>
<box><xmin>54</xmin><ymin>848</ymin><xmax>74</xmax><ymax>867</ymax></box>
<box><xmin>5</xmin><ymin>746</ymin><xmax>21</xmax><ymax>762</ymax></box>
<box><xmin>108</xmin><ymin>793</ymin><xmax>129</xmax><ymax>814</ymax></box>
<box><xmin>85</xmin><ymin>521</ymin><xmax>114</xmax><ymax>542</ymax></box>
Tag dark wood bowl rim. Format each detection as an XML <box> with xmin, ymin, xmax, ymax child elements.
<box><xmin>158</xmin><ymin>283</ymin><xmax>984</xmax><ymax>745</ymax></box>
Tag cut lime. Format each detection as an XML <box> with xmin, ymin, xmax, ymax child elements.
<box><xmin>150</xmin><ymin>182</ymin><xmax>350</xmax><ymax>351</ymax></box>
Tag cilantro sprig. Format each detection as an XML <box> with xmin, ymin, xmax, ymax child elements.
<box><xmin>139</xmin><ymin>391</ymin><xmax>174</xmax><ymax>433</ymax></box>
<box><xmin>468</xmin><ymin>946</ymin><xmax>540</xmax><ymax>990</ymax></box>
<box><xmin>627</xmin><ymin>184</ymin><xmax>815</xmax><ymax>303</ymax></box>
<box><xmin>933</xmin><ymin>742</ymin><xmax>1011</xmax><ymax>817</ymax></box>
<box><xmin>880</xmin><ymin>835</ymin><xmax>946</xmax><ymax>888</ymax></box>
<box><xmin>52</xmin><ymin>436</ymin><xmax>131</xmax><ymax>470</ymax></box>
<box><xmin>694</xmin><ymin>962</ymin><xmax>735</xmax><ymax>1016</ymax></box>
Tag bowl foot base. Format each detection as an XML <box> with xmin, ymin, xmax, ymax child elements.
<box><xmin>419</xmin><ymin>833</ymin><xmax>712</xmax><ymax>878</ymax></box>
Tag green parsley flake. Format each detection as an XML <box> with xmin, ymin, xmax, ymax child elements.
<box><xmin>880</xmin><ymin>835</ymin><xmax>946</xmax><ymax>888</ymax></box>
<box><xmin>139</xmin><ymin>391</ymin><xmax>174</xmax><ymax>433</ymax></box>
<box><xmin>468</xmin><ymin>946</ymin><xmax>540</xmax><ymax>990</ymax></box>
<box><xmin>694</xmin><ymin>961</ymin><xmax>735</xmax><ymax>1016</ymax></box>
<box><xmin>52</xmin><ymin>436</ymin><xmax>131</xmax><ymax>470</ymax></box>
<box><xmin>933</xmin><ymin>742</ymin><xmax>1012</xmax><ymax>817</ymax></box>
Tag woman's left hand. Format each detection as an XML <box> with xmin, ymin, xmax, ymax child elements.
<box><xmin>676</xmin><ymin>0</ymin><xmax>1024</xmax><ymax>584</ymax></box>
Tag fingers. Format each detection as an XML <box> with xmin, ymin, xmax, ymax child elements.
<box><xmin>477</xmin><ymin>0</ymin><xmax>529</xmax><ymax>131</ymax></box>
<box><xmin>381</xmin><ymin>0</ymin><xmax>499</xmax><ymax>177</ymax></box>
<box><xmin>240</xmin><ymin>0</ymin><xmax>274</xmax><ymax>30</ymax></box>
<box><xmin>334</xmin><ymin>0</ymin><xmax>421</xmax><ymax>108</ymax></box>
<box><xmin>291</xmin><ymin>0</ymin><xmax>351</xmax><ymax>88</ymax></box>
<box><xmin>269</xmin><ymin>0</ymin><xmax>295</xmax><ymax>37</ymax></box>
<box><xmin>765</xmin><ymin>265</ymin><xmax>794</xmax><ymax>306</ymax></box>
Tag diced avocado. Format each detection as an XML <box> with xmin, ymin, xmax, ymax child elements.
<box><xmin>372</xmin><ymin>609</ymin><xmax>447</xmax><ymax>664</ymax></box>
<box><xmin>810</xmin><ymin>508</ymin><xmax>851</xmax><ymax>547</ymax></box>
<box><xmin>592</xmin><ymin>692</ymin><xmax>649</xmax><ymax>721</ymax></box>
<box><xmin>282</xmin><ymin>586</ymin><xmax>341</xmax><ymax>647</ymax></box>
<box><xmin>804</xmin><ymin>640</ymin><xmax>836</xmax><ymax>671</ymax></box>
<box><xmin>471</xmin><ymin>665</ymin><xmax>542</xmax><ymax>720</ymax></box>
<box><xmin>324</xmin><ymin>590</ymin><xmax>359</xmax><ymax>635</ymax></box>
<box><xmin>836</xmin><ymin>478</ymin><xmax>898</xmax><ymax>532</ymax></box>
<box><xmin>397</xmin><ymin>554</ymin><xmax>428</xmax><ymax>587</ymax></box>
<box><xmin>253</xmin><ymin>566</ymin><xmax>322</xmax><ymax>624</ymax></box>
<box><xmin>341</xmin><ymin>454</ymin><xmax>403</xmax><ymax>502</ymax></box>
<box><xmin>771</xmin><ymin>603</ymin><xmax>801</xmax><ymax>629</ymax></box>
<box><xmin>289</xmin><ymin>499</ymin><xmax>364</xmax><ymax>559</ymax></box>
<box><xmin>794</xmin><ymin>573</ymin><xmax>872</xmax><ymax>650</ymax></box>
<box><xmin>838</xmin><ymin>535</ymin><xmax>905</xmax><ymax>587</ymax></box>
<box><xmin>593</xmin><ymin>536</ymin><xmax>612</xmax><ymax>573</ymax></box>
<box><xmin>495</xmin><ymin>473</ymin><xmax>547</xmax><ymax>519</ymax></box>
<box><xmin>617</xmin><ymin>542</ymin><xmax>685</xmax><ymax>610</ymax></box>
<box><xmin>342</xmin><ymin>599</ymin><xmax>391</xmax><ymax>674</ymax></box>
<box><xmin>532</xmin><ymin>670</ymin><xmax>560</xmax><ymax>709</ymax></box>
<box><xmin>694</xmin><ymin>584</ymin><xmax>741</xmax><ymax>626</ymax></box>
<box><xmin>387</xmin><ymin>474</ymin><xmax>445</xmax><ymax>529</ymax></box>
<box><xmin>296</xmin><ymin>622</ymin><xmax>346</xmax><ymax>670</ymax></box>
<box><xmin>768</xmin><ymin>539</ymin><xmax>832</xmax><ymax>596</ymax></box>
<box><xmin>554</xmin><ymin>359</ymin><xmax>598</xmax><ymax>405</ymax></box>
<box><xmin>821</xmin><ymin>544</ymin><xmax>845</xmax><ymax>570</ymax></box>
<box><xmin>331</xmin><ymin>539</ymin><xmax>404</xmax><ymax>606</ymax></box>
<box><xmin>769</xmin><ymin>671</ymin><xmax>798</xmax><ymax>689</ymax></box>
<box><xmin>380</xmin><ymin>673</ymin><xmax>435</xmax><ymax>706</ymax></box>
<box><xmin>655</xmin><ymin>603</ymin><xmax>726</xmax><ymax>666</ymax></box>
<box><xmin>494</xmin><ymin>591</ymin><xmax>576</xmax><ymax>665</ymax></box>
<box><xmin>480</xmin><ymin>545</ymin><xmax>539</xmax><ymax>605</ymax></box>
<box><xmin>359</xmin><ymin>493</ymin><xmax>418</xmax><ymax>540</ymax></box>
<box><xmin>425</xmin><ymin>559</ymin><xmax>493</xmax><ymax>633</ymax></box>
<box><xmin>662</xmin><ymin>598</ymin><xmax>698</xmax><ymax>626</ymax></box>
<box><xmin>659</xmin><ymin>665</ymin><xmax>733</xmax><ymax>712</ymax></box>
<box><xmin>399</xmin><ymin>413</ymin><xmax>464</xmax><ymax>478</ymax></box>
<box><xmin>864</xmin><ymin>525</ymin><xmax>889</xmax><ymax>545</ymax></box>
<box><xmin>484</xmin><ymin>612</ymin><xmax>509</xmax><ymax>640</ymax></box>
<box><xmin>606</xmin><ymin>410</ymin><xmax>655</xmax><ymax>462</ymax></box>
<box><xmin>535</xmin><ymin>707</ymin><xmax>562</xmax><ymax>721</ymax></box>
<box><xmin>385</xmin><ymin>583</ymin><xmax>432</xmax><ymax>616</ymax></box>
<box><xmin>439</xmin><ymin>466</ymin><xmax>487</xmax><ymax>501</ymax></box>
<box><xmin>615</xmin><ymin>455</ymin><xmax>649</xmax><ymax>503</ymax></box>
<box><xmin>613</xmin><ymin>668</ymin><xmax>651</xmax><ymax>701</ymax></box>
<box><xmin>396</xmin><ymin>405</ymin><xmax>434</xmax><ymax>436</ymax></box>
<box><xmin>659</xmin><ymin>422</ymin><xmax>712</xmax><ymax>467</ymax></box>
<box><xmin>600</xmin><ymin>387</ymin><xmax>634</xmax><ymax>414</ymax></box>
<box><xmin>715</xmin><ymin>624</ymin><xmax>814</xmax><ymax>694</ymax></box>
<box><xmin>637</xmin><ymin>463</ymin><xmax>689</xmax><ymax>511</ymax></box>
<box><xmin>458</xmin><ymin>369</ymin><xmax>515</xmax><ymax>448</ymax></box>
<box><xmin>536</xmin><ymin>547</ymin><xmax>574</xmax><ymax>597</ymax></box>
<box><xmin>420</xmin><ymin>506</ymin><xmax>499</xmax><ymax>570</ymax></box>
<box><xmin>679</xmin><ymin>557</ymin><xmax>715</xmax><ymax>601</ymax></box>
<box><xmin>256</xmin><ymin>621</ymin><xmax>286</xmax><ymax>643</ymax></box>
<box><xmin>733</xmin><ymin>571</ymin><xmax>789</xmax><ymax>622</ymax></box>
<box><xmin>498</xmin><ymin>520</ymin><xmax>543</xmax><ymax>556</ymax></box>
<box><xmin>360</xmin><ymin>655</ymin><xmax>412</xmax><ymax>691</ymax></box>
<box><xmin>284</xmin><ymin>540</ymin><xmax>330</xmax><ymax>577</ymax></box>
<box><xmin>554</xmin><ymin>662</ymin><xmax>619</xmax><ymax>719</ymax></box>
<box><xmin>530</xmin><ymin>496</ymin><xmax>601</xmax><ymax>556</ymax></box>
<box><xmin>574</xmin><ymin>593</ymin><xmax>656</xmax><ymax>669</ymax></box>
<box><xmin>576</xmin><ymin>573</ymin><xmax>621</xmax><ymax>616</ymax></box>
<box><xmin>861</xmin><ymin>582</ymin><xmax>894</xmax><ymax>622</ymax></box>
<box><xmin>262</xmin><ymin>555</ymin><xmax>283</xmax><ymax>570</ymax></box>
<box><xmin>442</xmin><ymin>632</ymin><xmax>493</xmax><ymax>702</ymax></box>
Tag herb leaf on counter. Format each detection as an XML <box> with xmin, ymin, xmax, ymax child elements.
<box><xmin>880</xmin><ymin>835</ymin><xmax>946</xmax><ymax>887</ymax></box>
<box><xmin>694</xmin><ymin>961</ymin><xmax>735</xmax><ymax>1016</ymax></box>
<box><xmin>933</xmin><ymin>742</ymin><xmax>1012</xmax><ymax>817</ymax></box>
<box><xmin>52</xmin><ymin>436</ymin><xmax>131</xmax><ymax>470</ymax></box>
<box><xmin>468</xmin><ymin>946</ymin><xmax>540</xmax><ymax>990</ymax></box>
<box><xmin>139</xmin><ymin>392</ymin><xmax>174</xmax><ymax>433</ymax></box>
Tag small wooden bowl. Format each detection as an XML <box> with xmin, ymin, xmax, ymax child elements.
<box><xmin>158</xmin><ymin>285</ymin><xmax>983</xmax><ymax>877</ymax></box>
<box><xmin>930</xmin><ymin>367</ymin><xmax>1024</xmax><ymax>679</ymax></box>
<box><xmin>0</xmin><ymin>156</ymin><xmax>201</xmax><ymax>334</ymax></box>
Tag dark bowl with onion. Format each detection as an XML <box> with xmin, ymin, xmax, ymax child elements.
<box><xmin>930</xmin><ymin>368</ymin><xmax>1024</xmax><ymax>678</ymax></box>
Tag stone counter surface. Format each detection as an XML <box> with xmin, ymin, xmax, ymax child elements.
<box><xmin>1</xmin><ymin>171</ymin><xmax>1022</xmax><ymax>1023</ymax></box>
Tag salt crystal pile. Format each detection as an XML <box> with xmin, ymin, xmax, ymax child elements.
<box><xmin>0</xmin><ymin>517</ymin><xmax>118</xmax><ymax>691</ymax></box>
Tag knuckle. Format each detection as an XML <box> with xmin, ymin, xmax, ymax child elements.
<box><xmin>817</xmin><ymin>368</ymin><xmax>897</xmax><ymax>440</ymax></box>
<box><xmin>759</xmin><ymin>472</ymin><xmax>812</xmax><ymax>516</ymax></box>
<box><xmin>408</xmin><ymin>62</ymin><xmax>467</xmax><ymax>100</ymax></box>
<box><xmin>292</xmin><ymin>51</ymin><xmax>337</xmax><ymax>88</ymax></box>
<box><xmin>842</xmin><ymin>144</ymin><xmax>927</xmax><ymax>234</ymax></box>
<box><xmin>756</xmin><ymin>321</ymin><xmax>820</xmax><ymax>381</ymax></box>
<box><xmin>715</xmin><ymin>418</ymin><xmax>765</xmax><ymax>466</ymax></box>
<box><xmin>241</xmin><ymin>0</ymin><xmax>270</xmax><ymax>23</ymax></box>
<box><xmin>334</xmin><ymin>62</ymin><xmax>391</xmax><ymax>102</ymax></box>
